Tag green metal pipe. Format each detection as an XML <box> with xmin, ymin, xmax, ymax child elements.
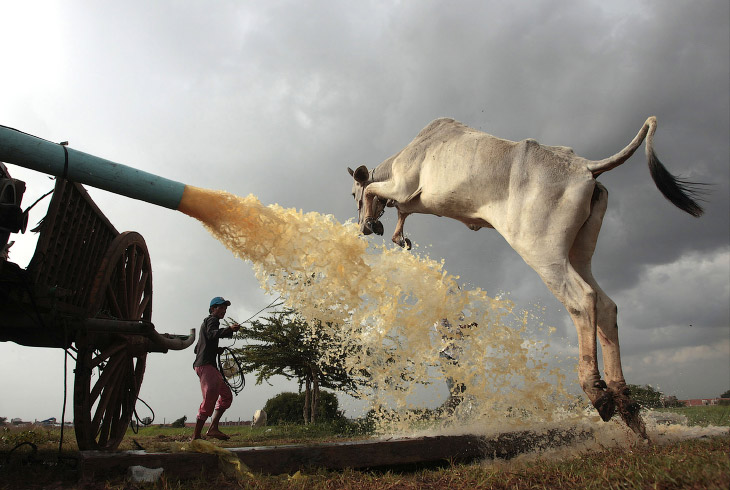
<box><xmin>0</xmin><ymin>125</ymin><xmax>186</xmax><ymax>210</ymax></box>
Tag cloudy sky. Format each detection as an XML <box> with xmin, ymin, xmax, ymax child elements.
<box><xmin>1</xmin><ymin>0</ymin><xmax>728</xmax><ymax>425</ymax></box>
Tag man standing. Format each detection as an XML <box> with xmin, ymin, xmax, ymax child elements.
<box><xmin>438</xmin><ymin>319</ymin><xmax>477</xmax><ymax>414</ymax></box>
<box><xmin>192</xmin><ymin>296</ymin><xmax>240</xmax><ymax>440</ymax></box>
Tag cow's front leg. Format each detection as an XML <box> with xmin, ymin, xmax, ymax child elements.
<box><xmin>391</xmin><ymin>210</ymin><xmax>412</xmax><ymax>249</ymax></box>
<box><xmin>361</xmin><ymin>188</ymin><xmax>384</xmax><ymax>236</ymax></box>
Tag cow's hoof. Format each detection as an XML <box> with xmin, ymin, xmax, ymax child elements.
<box><xmin>611</xmin><ymin>390</ymin><xmax>650</xmax><ymax>441</ymax></box>
<box><xmin>594</xmin><ymin>392</ymin><xmax>616</xmax><ymax>422</ymax></box>
<box><xmin>625</xmin><ymin>400</ymin><xmax>641</xmax><ymax>416</ymax></box>
<box><xmin>372</xmin><ymin>220</ymin><xmax>384</xmax><ymax>236</ymax></box>
<box><xmin>395</xmin><ymin>237</ymin><xmax>412</xmax><ymax>250</ymax></box>
<box><xmin>618</xmin><ymin>401</ymin><xmax>650</xmax><ymax>441</ymax></box>
<box><xmin>363</xmin><ymin>218</ymin><xmax>377</xmax><ymax>235</ymax></box>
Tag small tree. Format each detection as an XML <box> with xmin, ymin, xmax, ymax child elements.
<box><xmin>0</xmin><ymin>416</ymin><xmax>6</xmax><ymax>426</ymax></box>
<box><xmin>232</xmin><ymin>309</ymin><xmax>365</xmax><ymax>424</ymax></box>
<box><xmin>720</xmin><ymin>390</ymin><xmax>730</xmax><ymax>399</ymax></box>
<box><xmin>170</xmin><ymin>415</ymin><xmax>187</xmax><ymax>428</ymax></box>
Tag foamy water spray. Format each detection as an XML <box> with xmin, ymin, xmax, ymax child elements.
<box><xmin>179</xmin><ymin>186</ymin><xmax>576</xmax><ymax>432</ymax></box>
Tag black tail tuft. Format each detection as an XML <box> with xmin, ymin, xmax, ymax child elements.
<box><xmin>648</xmin><ymin>150</ymin><xmax>708</xmax><ymax>217</ymax></box>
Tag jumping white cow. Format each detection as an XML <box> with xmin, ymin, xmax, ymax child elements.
<box><xmin>348</xmin><ymin>117</ymin><xmax>703</xmax><ymax>438</ymax></box>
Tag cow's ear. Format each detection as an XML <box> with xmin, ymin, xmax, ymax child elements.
<box><xmin>353</xmin><ymin>165</ymin><xmax>370</xmax><ymax>183</ymax></box>
<box><xmin>347</xmin><ymin>167</ymin><xmax>354</xmax><ymax>176</ymax></box>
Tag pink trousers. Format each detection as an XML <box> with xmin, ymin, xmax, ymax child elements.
<box><xmin>194</xmin><ymin>364</ymin><xmax>233</xmax><ymax>421</ymax></box>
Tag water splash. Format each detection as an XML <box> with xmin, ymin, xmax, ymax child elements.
<box><xmin>177</xmin><ymin>186</ymin><xmax>597</xmax><ymax>434</ymax></box>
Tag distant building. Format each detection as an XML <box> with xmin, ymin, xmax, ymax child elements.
<box><xmin>679</xmin><ymin>398</ymin><xmax>723</xmax><ymax>407</ymax></box>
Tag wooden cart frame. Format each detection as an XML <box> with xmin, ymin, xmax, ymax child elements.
<box><xmin>0</xmin><ymin>178</ymin><xmax>193</xmax><ymax>451</ymax></box>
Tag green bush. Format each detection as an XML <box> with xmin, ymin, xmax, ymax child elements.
<box><xmin>264</xmin><ymin>393</ymin><xmax>301</xmax><ymax>424</ymax></box>
<box><xmin>627</xmin><ymin>384</ymin><xmax>663</xmax><ymax>408</ymax></box>
<box><xmin>316</xmin><ymin>390</ymin><xmax>342</xmax><ymax>421</ymax></box>
<box><xmin>0</xmin><ymin>428</ymin><xmax>56</xmax><ymax>447</ymax></box>
<box><xmin>170</xmin><ymin>415</ymin><xmax>187</xmax><ymax>428</ymax></box>
<box><xmin>329</xmin><ymin>415</ymin><xmax>375</xmax><ymax>436</ymax></box>
<box><xmin>264</xmin><ymin>390</ymin><xmax>343</xmax><ymax>424</ymax></box>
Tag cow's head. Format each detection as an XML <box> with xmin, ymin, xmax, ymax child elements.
<box><xmin>348</xmin><ymin>165</ymin><xmax>385</xmax><ymax>236</ymax></box>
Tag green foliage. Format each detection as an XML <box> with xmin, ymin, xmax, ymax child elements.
<box><xmin>229</xmin><ymin>308</ymin><xmax>371</xmax><ymax>423</ymax></box>
<box><xmin>720</xmin><ymin>389</ymin><xmax>730</xmax><ymax>398</ymax></box>
<box><xmin>264</xmin><ymin>391</ymin><xmax>343</xmax><ymax>424</ymax></box>
<box><xmin>316</xmin><ymin>389</ymin><xmax>342</xmax><ymax>421</ymax></box>
<box><xmin>170</xmin><ymin>415</ymin><xmax>187</xmax><ymax>428</ymax></box>
<box><xmin>0</xmin><ymin>416</ymin><xmax>6</xmax><ymax>426</ymax></box>
<box><xmin>228</xmin><ymin>309</ymin><xmax>364</xmax><ymax>394</ymax></box>
<box><xmin>263</xmin><ymin>392</ymin><xmax>302</xmax><ymax>424</ymax></box>
<box><xmin>326</xmin><ymin>416</ymin><xmax>375</xmax><ymax>436</ymax></box>
<box><xmin>0</xmin><ymin>427</ymin><xmax>56</xmax><ymax>447</ymax></box>
<box><xmin>627</xmin><ymin>384</ymin><xmax>663</xmax><ymax>408</ymax></box>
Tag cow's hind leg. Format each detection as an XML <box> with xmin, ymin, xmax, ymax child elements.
<box><xmin>569</xmin><ymin>184</ymin><xmax>648</xmax><ymax>439</ymax></box>
<box><xmin>512</xmin><ymin>242</ymin><xmax>612</xmax><ymax>420</ymax></box>
<box><xmin>529</xmin><ymin>260</ymin><xmax>616</xmax><ymax>421</ymax></box>
<box><xmin>507</xmin><ymin>185</ymin><xmax>614</xmax><ymax>423</ymax></box>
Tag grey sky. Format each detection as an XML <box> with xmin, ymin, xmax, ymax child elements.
<box><xmin>1</xmin><ymin>0</ymin><xmax>728</xmax><ymax>424</ymax></box>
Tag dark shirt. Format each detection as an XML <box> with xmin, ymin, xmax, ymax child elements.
<box><xmin>193</xmin><ymin>315</ymin><xmax>234</xmax><ymax>368</ymax></box>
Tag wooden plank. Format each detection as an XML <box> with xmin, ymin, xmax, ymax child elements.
<box><xmin>233</xmin><ymin>434</ymin><xmax>485</xmax><ymax>474</ymax></box>
<box><xmin>79</xmin><ymin>428</ymin><xmax>591</xmax><ymax>480</ymax></box>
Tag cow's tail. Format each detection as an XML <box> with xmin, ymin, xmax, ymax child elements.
<box><xmin>587</xmin><ymin>116</ymin><xmax>705</xmax><ymax>217</ymax></box>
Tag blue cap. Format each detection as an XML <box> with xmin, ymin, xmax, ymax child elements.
<box><xmin>210</xmin><ymin>296</ymin><xmax>231</xmax><ymax>307</ymax></box>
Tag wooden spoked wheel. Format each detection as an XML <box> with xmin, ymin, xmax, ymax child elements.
<box><xmin>74</xmin><ymin>232</ymin><xmax>152</xmax><ymax>451</ymax></box>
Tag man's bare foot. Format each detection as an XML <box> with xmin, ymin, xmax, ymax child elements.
<box><xmin>206</xmin><ymin>430</ymin><xmax>230</xmax><ymax>440</ymax></box>
<box><xmin>191</xmin><ymin>435</ymin><xmax>204</xmax><ymax>442</ymax></box>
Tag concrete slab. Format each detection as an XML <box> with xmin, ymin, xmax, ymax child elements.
<box><xmin>79</xmin><ymin>427</ymin><xmax>591</xmax><ymax>480</ymax></box>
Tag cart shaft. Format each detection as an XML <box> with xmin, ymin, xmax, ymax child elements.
<box><xmin>0</xmin><ymin>125</ymin><xmax>186</xmax><ymax>210</ymax></box>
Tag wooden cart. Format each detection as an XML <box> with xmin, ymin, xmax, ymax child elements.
<box><xmin>0</xmin><ymin>178</ymin><xmax>194</xmax><ymax>451</ymax></box>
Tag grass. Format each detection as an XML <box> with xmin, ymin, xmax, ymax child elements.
<box><xmin>655</xmin><ymin>405</ymin><xmax>730</xmax><ymax>427</ymax></box>
<box><xmin>0</xmin><ymin>419</ymin><xmax>370</xmax><ymax>453</ymax></box>
<box><xmin>1</xmin><ymin>406</ymin><xmax>728</xmax><ymax>489</ymax></box>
